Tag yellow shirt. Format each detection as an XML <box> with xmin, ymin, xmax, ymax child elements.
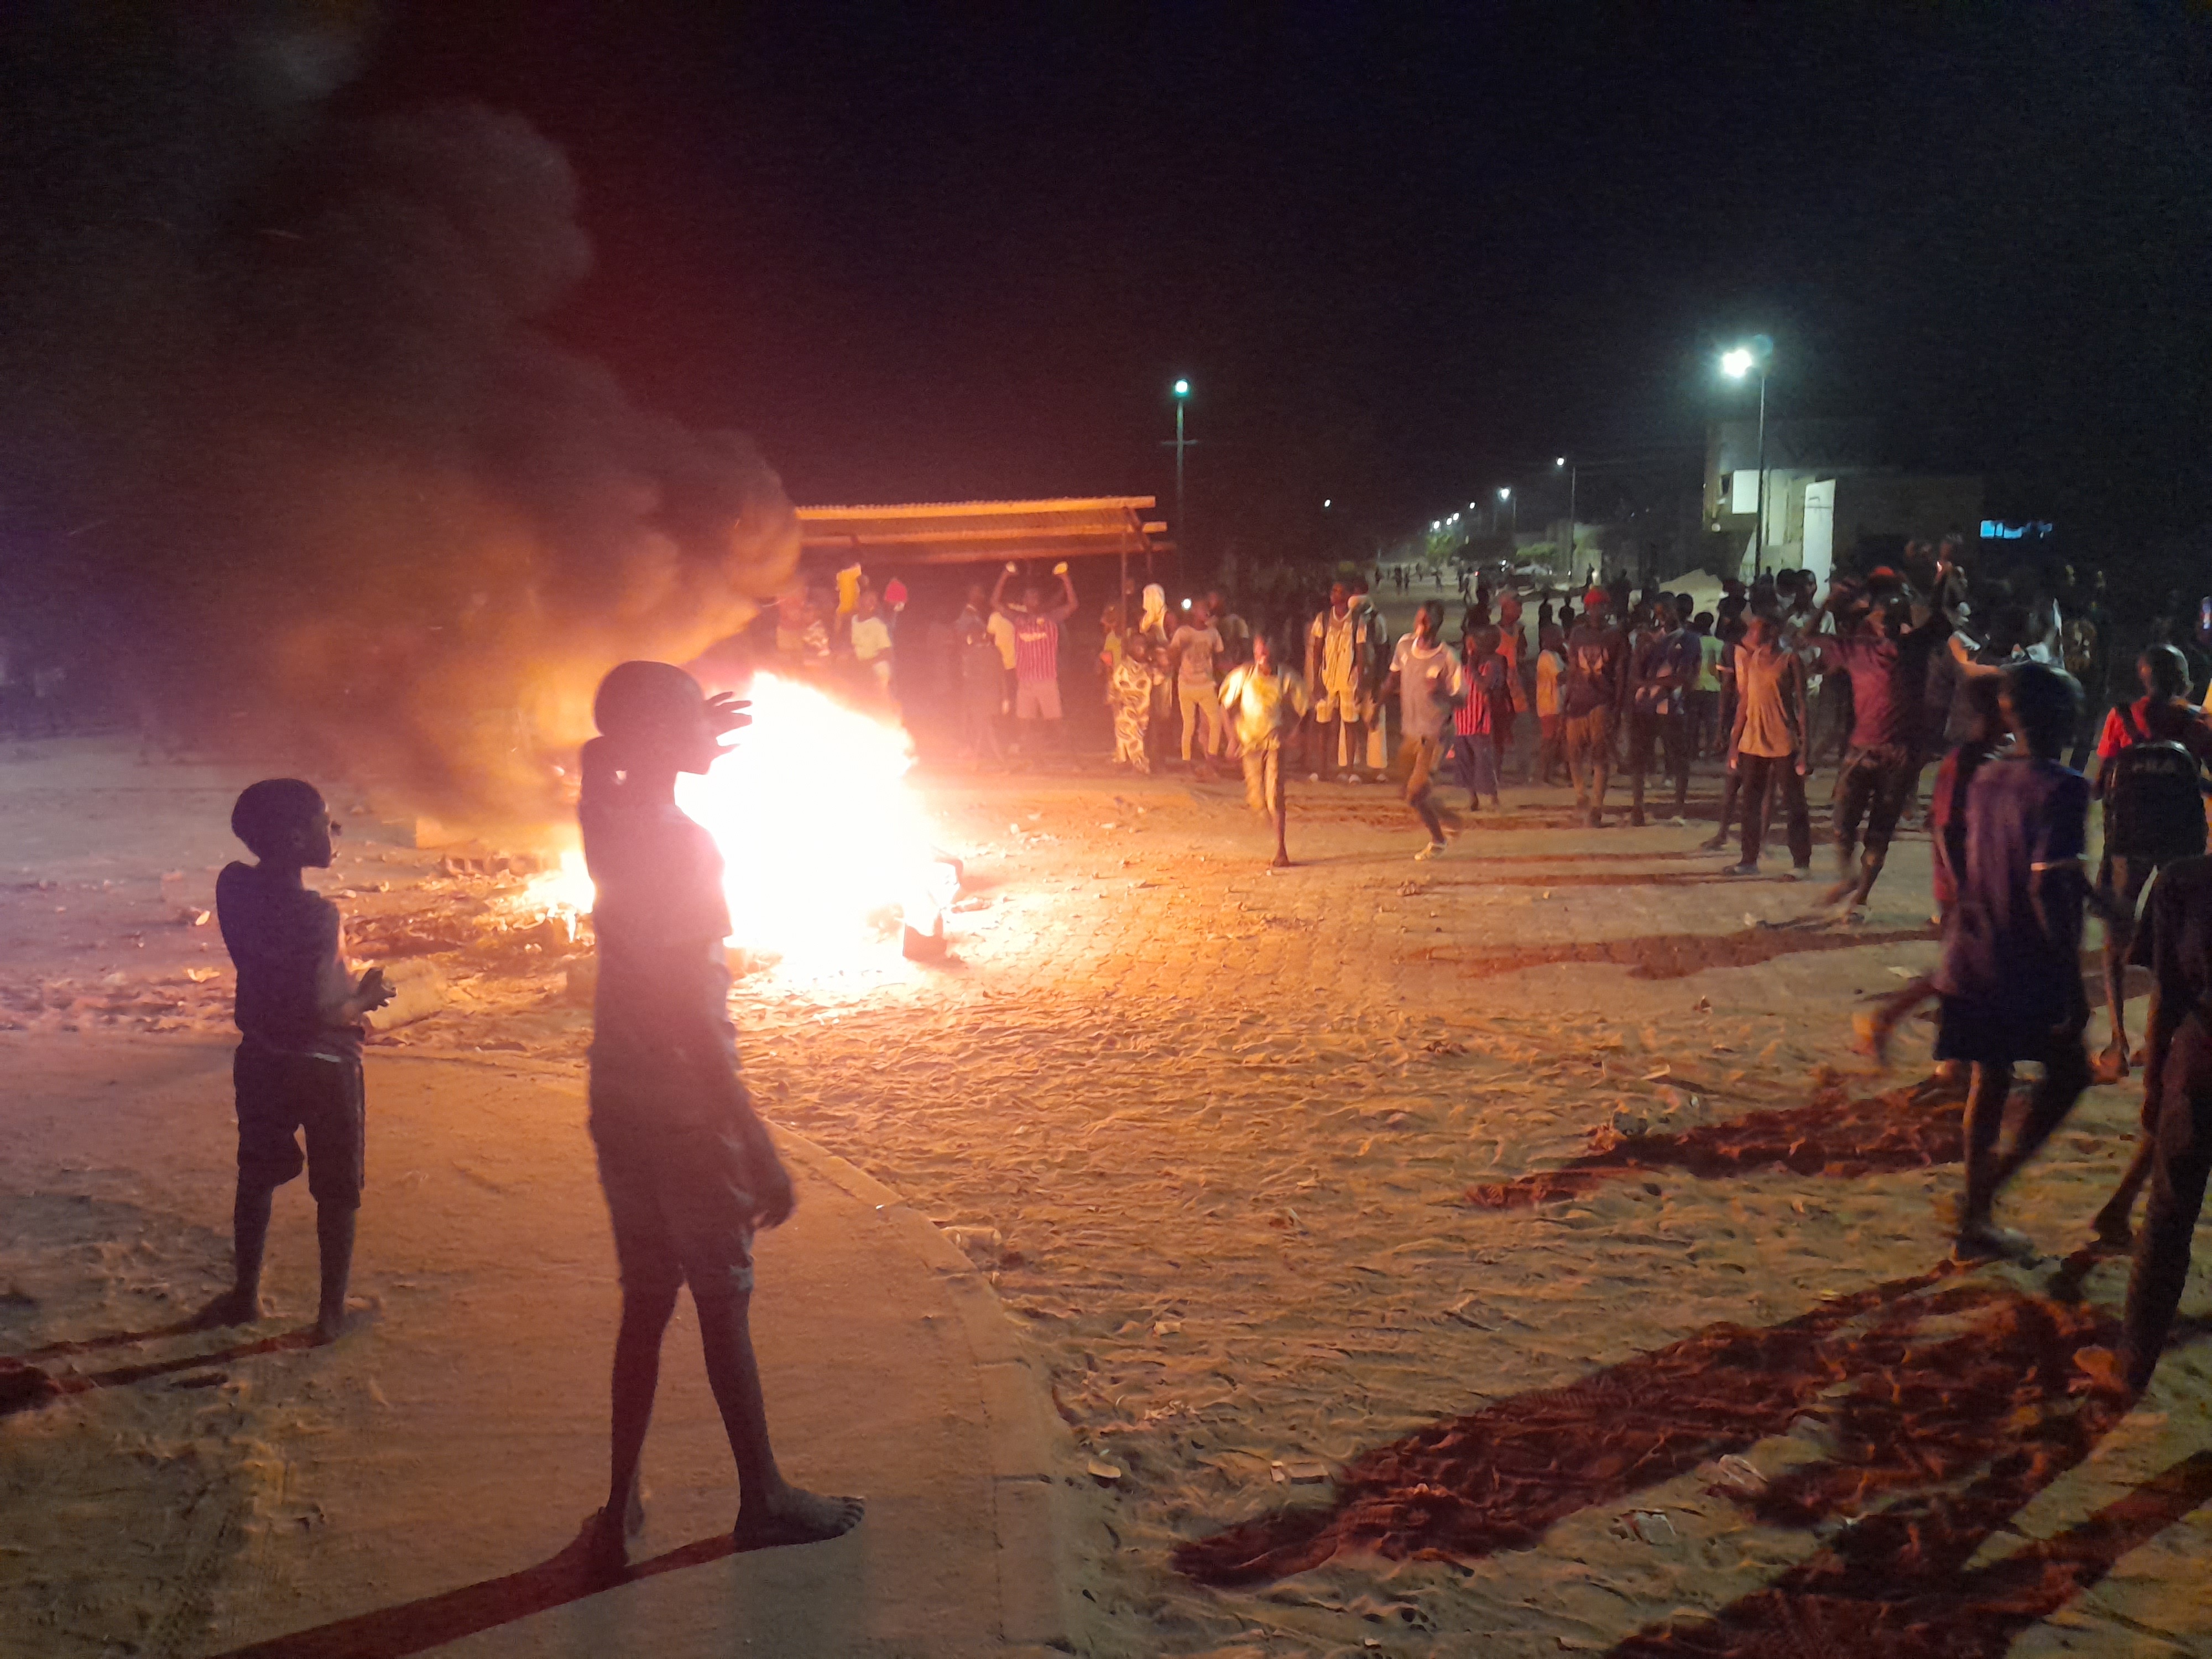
<box><xmin>1219</xmin><ymin>665</ymin><xmax>1310</xmax><ymax>751</ymax></box>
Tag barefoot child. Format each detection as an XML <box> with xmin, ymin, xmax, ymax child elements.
<box><xmin>205</xmin><ymin>779</ymin><xmax>394</xmax><ymax>1342</ymax></box>
<box><xmin>1218</xmin><ymin>633</ymin><xmax>1310</xmax><ymax>865</ymax></box>
<box><xmin>1934</xmin><ymin>664</ymin><xmax>2098</xmax><ymax>1260</ymax></box>
<box><xmin>580</xmin><ymin>661</ymin><xmax>863</xmax><ymax>1562</ymax></box>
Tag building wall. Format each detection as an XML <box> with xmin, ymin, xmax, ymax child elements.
<box><xmin>1832</xmin><ymin>475</ymin><xmax>1984</xmax><ymax>569</ymax></box>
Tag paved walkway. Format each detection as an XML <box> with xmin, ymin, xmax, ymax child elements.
<box><xmin>0</xmin><ymin>1040</ymin><xmax>1072</xmax><ymax>1659</ymax></box>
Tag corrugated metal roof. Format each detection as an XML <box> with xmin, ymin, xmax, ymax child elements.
<box><xmin>795</xmin><ymin>497</ymin><xmax>1167</xmax><ymax>566</ymax></box>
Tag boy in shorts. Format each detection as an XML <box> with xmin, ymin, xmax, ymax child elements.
<box><xmin>1934</xmin><ymin>664</ymin><xmax>2099</xmax><ymax>1260</ymax></box>
<box><xmin>580</xmin><ymin>661</ymin><xmax>862</xmax><ymax>1564</ymax></box>
<box><xmin>200</xmin><ymin>779</ymin><xmax>394</xmax><ymax>1342</ymax></box>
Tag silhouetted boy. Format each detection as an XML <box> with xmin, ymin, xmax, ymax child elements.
<box><xmin>201</xmin><ymin>779</ymin><xmax>394</xmax><ymax>1342</ymax></box>
<box><xmin>1935</xmin><ymin>664</ymin><xmax>2096</xmax><ymax>1260</ymax></box>
<box><xmin>580</xmin><ymin>661</ymin><xmax>862</xmax><ymax>1565</ymax></box>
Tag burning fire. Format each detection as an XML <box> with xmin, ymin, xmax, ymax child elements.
<box><xmin>520</xmin><ymin>672</ymin><xmax>952</xmax><ymax>972</ymax></box>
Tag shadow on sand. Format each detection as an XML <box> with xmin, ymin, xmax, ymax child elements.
<box><xmin>1416</xmin><ymin>925</ymin><xmax>1935</xmax><ymax>982</ymax></box>
<box><xmin>1176</xmin><ymin>1269</ymin><xmax>2199</xmax><ymax>1652</ymax></box>
<box><xmin>208</xmin><ymin>1520</ymin><xmax>778</xmax><ymax>1659</ymax></box>
<box><xmin>1464</xmin><ymin>1074</ymin><xmax>1969</xmax><ymax>1210</ymax></box>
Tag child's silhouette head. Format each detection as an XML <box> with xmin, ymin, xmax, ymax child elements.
<box><xmin>232</xmin><ymin>778</ymin><xmax>333</xmax><ymax>868</ymax></box>
<box><xmin>591</xmin><ymin>660</ymin><xmax>718</xmax><ymax>778</ymax></box>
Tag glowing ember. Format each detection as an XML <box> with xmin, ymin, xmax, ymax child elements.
<box><xmin>520</xmin><ymin>848</ymin><xmax>594</xmax><ymax>939</ymax></box>
<box><xmin>678</xmin><ymin>672</ymin><xmax>948</xmax><ymax>969</ymax></box>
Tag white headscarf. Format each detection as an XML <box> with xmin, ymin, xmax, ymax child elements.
<box><xmin>1141</xmin><ymin>583</ymin><xmax>1167</xmax><ymax>635</ymax></box>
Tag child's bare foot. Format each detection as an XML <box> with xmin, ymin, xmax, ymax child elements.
<box><xmin>1952</xmin><ymin>1222</ymin><xmax>2037</xmax><ymax>1264</ymax></box>
<box><xmin>190</xmin><ymin>1288</ymin><xmax>263</xmax><ymax>1329</ymax></box>
<box><xmin>1270</xmin><ymin>852</ymin><xmax>1292</xmax><ymax>869</ymax></box>
<box><xmin>2090</xmin><ymin>1206</ymin><xmax>2134</xmax><ymax>1250</ymax></box>
<box><xmin>2070</xmin><ymin>1345</ymin><xmax>2141</xmax><ymax>1400</ymax></box>
<box><xmin>734</xmin><ymin>1485</ymin><xmax>864</xmax><ymax>1548</ymax></box>
<box><xmin>2092</xmin><ymin>1042</ymin><xmax>2130</xmax><ymax>1084</ymax></box>
<box><xmin>313</xmin><ymin>1297</ymin><xmax>378</xmax><ymax>1345</ymax></box>
<box><xmin>582</xmin><ymin>1482</ymin><xmax>646</xmax><ymax>1572</ymax></box>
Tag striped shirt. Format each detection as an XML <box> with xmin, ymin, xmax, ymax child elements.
<box><xmin>1012</xmin><ymin>614</ymin><xmax>1061</xmax><ymax>684</ymax></box>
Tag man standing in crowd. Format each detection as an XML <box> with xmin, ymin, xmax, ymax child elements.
<box><xmin>1170</xmin><ymin>598</ymin><xmax>1227</xmax><ymax>775</ymax></box>
<box><xmin>993</xmin><ymin>561</ymin><xmax>1078</xmax><ymax>757</ymax></box>
<box><xmin>1561</xmin><ymin>589</ymin><xmax>1627</xmax><ymax>828</ymax></box>
<box><xmin>2085</xmin><ymin>644</ymin><xmax>2212</xmax><ymax>1083</ymax></box>
<box><xmin>2076</xmin><ymin>847</ymin><xmax>2212</xmax><ymax>1400</ymax></box>
<box><xmin>1306</xmin><ymin>581</ymin><xmax>1379</xmax><ymax>782</ymax></box>
<box><xmin>1625</xmin><ymin>596</ymin><xmax>1695</xmax><ymax>827</ymax></box>
<box><xmin>1385</xmin><ymin>601</ymin><xmax>1465</xmax><ymax>860</ymax></box>
<box><xmin>1721</xmin><ymin>610</ymin><xmax>1812</xmax><ymax>877</ymax></box>
<box><xmin>1811</xmin><ymin>575</ymin><xmax>1958</xmax><ymax>918</ymax></box>
<box><xmin>1686</xmin><ymin>610</ymin><xmax>1724</xmax><ymax>759</ymax></box>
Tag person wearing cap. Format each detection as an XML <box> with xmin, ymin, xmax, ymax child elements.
<box><xmin>578</xmin><ymin>662</ymin><xmax>863</xmax><ymax>1563</ymax></box>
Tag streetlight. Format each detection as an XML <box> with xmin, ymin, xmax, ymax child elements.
<box><xmin>1721</xmin><ymin>338</ymin><xmax>1772</xmax><ymax>578</ymax></box>
<box><xmin>1498</xmin><ymin>485</ymin><xmax>1515</xmax><ymax>538</ymax></box>
<box><xmin>1169</xmin><ymin>378</ymin><xmax>1193</xmax><ymax>547</ymax></box>
<box><xmin>1556</xmin><ymin>455</ymin><xmax>1578</xmax><ymax>577</ymax></box>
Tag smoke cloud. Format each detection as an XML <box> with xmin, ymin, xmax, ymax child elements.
<box><xmin>0</xmin><ymin>4</ymin><xmax>797</xmax><ymax>830</ymax></box>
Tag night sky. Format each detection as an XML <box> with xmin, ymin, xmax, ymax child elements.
<box><xmin>122</xmin><ymin>5</ymin><xmax>2212</xmax><ymax>567</ymax></box>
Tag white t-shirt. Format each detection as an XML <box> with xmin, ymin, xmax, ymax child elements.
<box><xmin>851</xmin><ymin>615</ymin><xmax>892</xmax><ymax>662</ymax></box>
<box><xmin>1391</xmin><ymin>635</ymin><xmax>1463</xmax><ymax>742</ymax></box>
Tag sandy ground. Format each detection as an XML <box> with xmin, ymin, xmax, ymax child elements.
<box><xmin>2</xmin><ymin>733</ymin><xmax>2208</xmax><ymax>1657</ymax></box>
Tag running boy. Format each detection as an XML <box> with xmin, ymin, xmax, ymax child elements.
<box><xmin>1385</xmin><ymin>601</ymin><xmax>1465</xmax><ymax>859</ymax></box>
<box><xmin>1933</xmin><ymin>664</ymin><xmax>2097</xmax><ymax>1260</ymax></box>
<box><xmin>580</xmin><ymin>661</ymin><xmax>862</xmax><ymax>1562</ymax></box>
<box><xmin>1218</xmin><ymin>633</ymin><xmax>1310</xmax><ymax>865</ymax></box>
<box><xmin>201</xmin><ymin>779</ymin><xmax>394</xmax><ymax>1342</ymax></box>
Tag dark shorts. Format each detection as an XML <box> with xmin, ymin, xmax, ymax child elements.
<box><xmin>589</xmin><ymin>1068</ymin><xmax>760</xmax><ymax>1300</ymax></box>
<box><xmin>1935</xmin><ymin>997</ymin><xmax>2086</xmax><ymax>1068</ymax></box>
<box><xmin>234</xmin><ymin>1042</ymin><xmax>366</xmax><ymax>1209</ymax></box>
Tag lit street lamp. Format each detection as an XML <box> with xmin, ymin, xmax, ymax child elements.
<box><xmin>1556</xmin><ymin>456</ymin><xmax>1577</xmax><ymax>578</ymax></box>
<box><xmin>1170</xmin><ymin>378</ymin><xmax>1192</xmax><ymax>548</ymax></box>
<box><xmin>1497</xmin><ymin>485</ymin><xmax>1515</xmax><ymax>538</ymax></box>
<box><xmin>1721</xmin><ymin>338</ymin><xmax>1773</xmax><ymax>578</ymax></box>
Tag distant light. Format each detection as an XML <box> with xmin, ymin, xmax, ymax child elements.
<box><xmin>1468</xmin><ymin>501</ymin><xmax>1478</xmax><ymax>510</ymax></box>
<box><xmin>1498</xmin><ymin>487</ymin><xmax>1511</xmax><ymax>500</ymax></box>
<box><xmin>1322</xmin><ymin>498</ymin><xmax>1332</xmax><ymax>509</ymax></box>
<box><xmin>1431</xmin><ymin>520</ymin><xmax>1440</xmax><ymax>530</ymax></box>
<box><xmin>1180</xmin><ymin>597</ymin><xmax>1192</xmax><ymax>609</ymax></box>
<box><xmin>1720</xmin><ymin>347</ymin><xmax>1755</xmax><ymax>379</ymax></box>
<box><xmin>1172</xmin><ymin>378</ymin><xmax>1191</xmax><ymax>398</ymax></box>
<box><xmin>1555</xmin><ymin>456</ymin><xmax>1566</xmax><ymax>468</ymax></box>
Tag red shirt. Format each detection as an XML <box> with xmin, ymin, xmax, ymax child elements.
<box><xmin>2095</xmin><ymin>697</ymin><xmax>2212</xmax><ymax>765</ymax></box>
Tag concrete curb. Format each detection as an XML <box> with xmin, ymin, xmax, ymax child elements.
<box><xmin>776</xmin><ymin>1136</ymin><xmax>1076</xmax><ymax>1656</ymax></box>
<box><xmin>374</xmin><ymin>1045</ymin><xmax>1077</xmax><ymax>1655</ymax></box>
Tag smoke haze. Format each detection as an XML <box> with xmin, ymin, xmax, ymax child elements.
<box><xmin>0</xmin><ymin>3</ymin><xmax>797</xmax><ymax>828</ymax></box>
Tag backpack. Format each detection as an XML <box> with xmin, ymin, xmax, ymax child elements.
<box><xmin>2103</xmin><ymin>722</ymin><xmax>2208</xmax><ymax>859</ymax></box>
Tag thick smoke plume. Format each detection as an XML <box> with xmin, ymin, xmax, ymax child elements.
<box><xmin>0</xmin><ymin>5</ymin><xmax>797</xmax><ymax>831</ymax></box>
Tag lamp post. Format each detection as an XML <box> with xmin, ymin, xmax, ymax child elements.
<box><xmin>1555</xmin><ymin>456</ymin><xmax>1577</xmax><ymax>582</ymax></box>
<box><xmin>1498</xmin><ymin>485</ymin><xmax>1515</xmax><ymax>539</ymax></box>
<box><xmin>1721</xmin><ymin>340</ymin><xmax>1772</xmax><ymax>579</ymax></box>
<box><xmin>1170</xmin><ymin>378</ymin><xmax>1192</xmax><ymax>550</ymax></box>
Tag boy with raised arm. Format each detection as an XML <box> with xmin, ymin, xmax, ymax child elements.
<box><xmin>202</xmin><ymin>779</ymin><xmax>395</xmax><ymax>1342</ymax></box>
<box><xmin>580</xmin><ymin>661</ymin><xmax>862</xmax><ymax>1563</ymax></box>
